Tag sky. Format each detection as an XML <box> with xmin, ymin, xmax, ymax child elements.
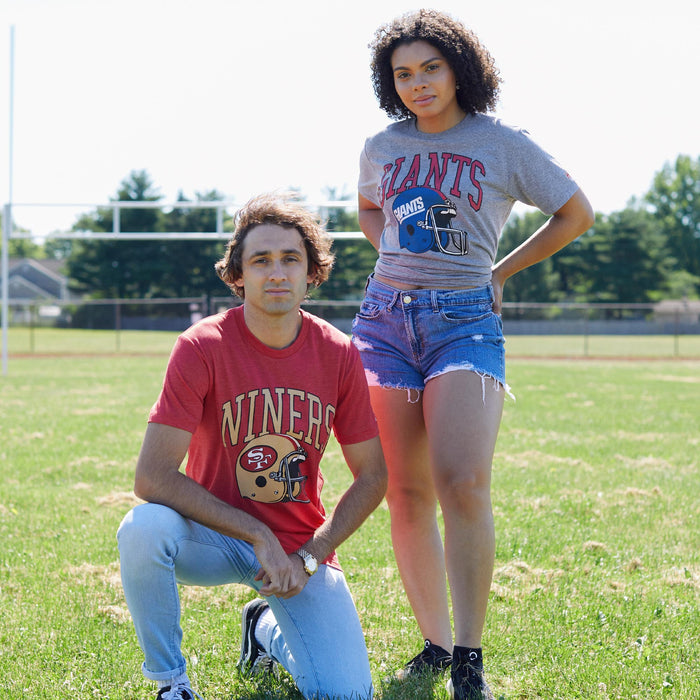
<box><xmin>1</xmin><ymin>0</ymin><xmax>698</xmax><ymax>238</ymax></box>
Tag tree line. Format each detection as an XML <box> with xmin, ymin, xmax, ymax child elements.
<box><xmin>4</xmin><ymin>155</ymin><xmax>699</xmax><ymax>306</ymax></box>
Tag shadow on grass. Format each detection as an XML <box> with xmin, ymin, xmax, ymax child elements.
<box><xmin>223</xmin><ymin>665</ymin><xmax>304</xmax><ymax>699</ymax></box>
<box><xmin>225</xmin><ymin>667</ymin><xmax>450</xmax><ymax>699</ymax></box>
<box><xmin>378</xmin><ymin>671</ymin><xmax>447</xmax><ymax>699</ymax></box>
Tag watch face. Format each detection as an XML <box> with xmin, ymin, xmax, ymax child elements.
<box><xmin>297</xmin><ymin>548</ymin><xmax>317</xmax><ymax>575</ymax></box>
<box><xmin>302</xmin><ymin>552</ymin><xmax>317</xmax><ymax>575</ymax></box>
<box><xmin>304</xmin><ymin>555</ymin><xmax>318</xmax><ymax>576</ymax></box>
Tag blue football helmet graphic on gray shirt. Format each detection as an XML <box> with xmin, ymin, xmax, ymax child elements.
<box><xmin>393</xmin><ymin>187</ymin><xmax>469</xmax><ymax>256</ymax></box>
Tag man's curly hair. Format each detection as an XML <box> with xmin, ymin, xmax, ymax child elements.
<box><xmin>215</xmin><ymin>193</ymin><xmax>335</xmax><ymax>299</ymax></box>
<box><xmin>369</xmin><ymin>9</ymin><xmax>501</xmax><ymax>120</ymax></box>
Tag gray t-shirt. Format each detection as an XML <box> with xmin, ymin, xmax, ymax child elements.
<box><xmin>359</xmin><ymin>113</ymin><xmax>579</xmax><ymax>288</ymax></box>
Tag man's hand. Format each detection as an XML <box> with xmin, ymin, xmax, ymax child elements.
<box><xmin>254</xmin><ymin>545</ymin><xmax>309</xmax><ymax>599</ymax></box>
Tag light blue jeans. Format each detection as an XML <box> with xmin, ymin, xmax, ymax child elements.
<box><xmin>117</xmin><ymin>503</ymin><xmax>373</xmax><ymax>699</ymax></box>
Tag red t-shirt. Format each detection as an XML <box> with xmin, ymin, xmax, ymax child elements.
<box><xmin>149</xmin><ymin>307</ymin><xmax>378</xmax><ymax>569</ymax></box>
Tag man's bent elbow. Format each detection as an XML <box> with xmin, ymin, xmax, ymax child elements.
<box><xmin>133</xmin><ymin>470</ymin><xmax>158</xmax><ymax>502</ymax></box>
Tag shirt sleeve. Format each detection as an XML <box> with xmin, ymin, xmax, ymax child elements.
<box><xmin>331</xmin><ymin>343</ymin><xmax>379</xmax><ymax>446</ymax></box>
<box><xmin>149</xmin><ymin>334</ymin><xmax>211</xmax><ymax>433</ymax></box>
<box><xmin>508</xmin><ymin>128</ymin><xmax>579</xmax><ymax>215</ymax></box>
<box><xmin>358</xmin><ymin>139</ymin><xmax>382</xmax><ymax>206</ymax></box>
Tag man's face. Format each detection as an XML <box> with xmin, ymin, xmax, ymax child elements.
<box><xmin>235</xmin><ymin>223</ymin><xmax>313</xmax><ymax>319</ymax></box>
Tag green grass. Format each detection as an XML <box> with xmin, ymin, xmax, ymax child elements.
<box><xmin>6</xmin><ymin>327</ymin><xmax>181</xmax><ymax>356</ymax></box>
<box><xmin>1</xmin><ymin>339</ymin><xmax>698</xmax><ymax>699</ymax></box>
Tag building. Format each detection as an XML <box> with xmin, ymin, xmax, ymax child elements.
<box><xmin>4</xmin><ymin>258</ymin><xmax>69</xmax><ymax>302</ymax></box>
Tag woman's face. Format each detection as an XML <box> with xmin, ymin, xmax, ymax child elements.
<box><xmin>391</xmin><ymin>40</ymin><xmax>464</xmax><ymax>133</ymax></box>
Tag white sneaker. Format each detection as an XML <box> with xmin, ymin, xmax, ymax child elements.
<box><xmin>156</xmin><ymin>682</ymin><xmax>204</xmax><ymax>700</ymax></box>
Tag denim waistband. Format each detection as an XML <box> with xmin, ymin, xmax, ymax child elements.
<box><xmin>364</xmin><ymin>274</ymin><xmax>494</xmax><ymax>309</ymax></box>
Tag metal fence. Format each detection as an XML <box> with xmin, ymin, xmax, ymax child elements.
<box><xmin>4</xmin><ymin>296</ymin><xmax>700</xmax><ymax>359</ymax></box>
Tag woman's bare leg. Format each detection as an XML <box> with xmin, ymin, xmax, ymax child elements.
<box><xmin>369</xmin><ymin>386</ymin><xmax>453</xmax><ymax>652</ymax></box>
<box><xmin>423</xmin><ymin>371</ymin><xmax>504</xmax><ymax>647</ymax></box>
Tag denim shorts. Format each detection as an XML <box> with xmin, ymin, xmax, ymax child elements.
<box><xmin>351</xmin><ymin>275</ymin><xmax>508</xmax><ymax>396</ymax></box>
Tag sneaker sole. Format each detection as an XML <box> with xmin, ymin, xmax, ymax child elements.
<box><xmin>237</xmin><ymin>599</ymin><xmax>261</xmax><ymax>671</ymax></box>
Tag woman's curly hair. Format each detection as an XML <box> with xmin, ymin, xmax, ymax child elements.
<box><xmin>215</xmin><ymin>193</ymin><xmax>335</xmax><ymax>299</ymax></box>
<box><xmin>369</xmin><ymin>9</ymin><xmax>501</xmax><ymax>120</ymax></box>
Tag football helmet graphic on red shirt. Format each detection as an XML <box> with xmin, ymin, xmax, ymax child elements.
<box><xmin>236</xmin><ymin>434</ymin><xmax>310</xmax><ymax>504</ymax></box>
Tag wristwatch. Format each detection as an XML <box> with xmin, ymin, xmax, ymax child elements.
<box><xmin>295</xmin><ymin>548</ymin><xmax>318</xmax><ymax>576</ymax></box>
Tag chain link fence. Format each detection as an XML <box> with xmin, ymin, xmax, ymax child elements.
<box><xmin>4</xmin><ymin>296</ymin><xmax>700</xmax><ymax>358</ymax></box>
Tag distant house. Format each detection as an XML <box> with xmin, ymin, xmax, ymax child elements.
<box><xmin>653</xmin><ymin>299</ymin><xmax>700</xmax><ymax>324</ymax></box>
<box><xmin>4</xmin><ymin>258</ymin><xmax>69</xmax><ymax>301</ymax></box>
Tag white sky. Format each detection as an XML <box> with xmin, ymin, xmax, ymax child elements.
<box><xmin>1</xmin><ymin>0</ymin><xmax>698</xmax><ymax>237</ymax></box>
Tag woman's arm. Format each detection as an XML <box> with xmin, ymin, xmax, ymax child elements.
<box><xmin>491</xmin><ymin>187</ymin><xmax>594</xmax><ymax>313</ymax></box>
<box><xmin>358</xmin><ymin>194</ymin><xmax>386</xmax><ymax>251</ymax></box>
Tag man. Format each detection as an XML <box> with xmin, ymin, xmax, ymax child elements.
<box><xmin>117</xmin><ymin>193</ymin><xmax>387</xmax><ymax>700</ymax></box>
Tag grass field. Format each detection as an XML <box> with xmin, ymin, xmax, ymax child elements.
<box><xmin>1</xmin><ymin>333</ymin><xmax>698</xmax><ymax>699</ymax></box>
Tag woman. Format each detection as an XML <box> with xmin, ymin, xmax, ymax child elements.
<box><xmin>351</xmin><ymin>10</ymin><xmax>594</xmax><ymax>700</ymax></box>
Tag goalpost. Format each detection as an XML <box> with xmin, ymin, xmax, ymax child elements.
<box><xmin>2</xmin><ymin>27</ymin><xmax>14</xmax><ymax>376</ymax></box>
<box><xmin>1</xmin><ymin>199</ymin><xmax>363</xmax><ymax>375</ymax></box>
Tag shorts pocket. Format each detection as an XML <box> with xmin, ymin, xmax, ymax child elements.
<box><xmin>493</xmin><ymin>312</ymin><xmax>503</xmax><ymax>333</ymax></box>
<box><xmin>440</xmin><ymin>304</ymin><xmax>493</xmax><ymax>324</ymax></box>
<box><xmin>439</xmin><ymin>307</ymin><xmax>503</xmax><ymax>341</ymax></box>
<box><xmin>355</xmin><ymin>300</ymin><xmax>384</xmax><ymax>320</ymax></box>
